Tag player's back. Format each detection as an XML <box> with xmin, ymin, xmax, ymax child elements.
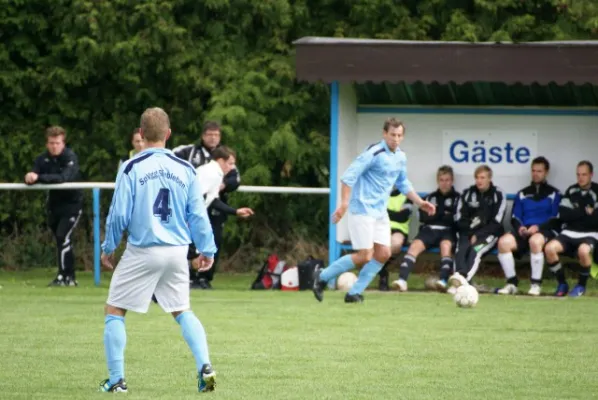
<box><xmin>122</xmin><ymin>148</ymin><xmax>197</xmax><ymax>248</ymax></box>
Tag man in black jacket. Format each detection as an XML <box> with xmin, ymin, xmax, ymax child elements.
<box><xmin>391</xmin><ymin>165</ymin><xmax>460</xmax><ymax>292</ymax></box>
<box><xmin>173</xmin><ymin>121</ymin><xmax>241</xmax><ymax>289</ymax></box>
<box><xmin>449</xmin><ymin>165</ymin><xmax>506</xmax><ymax>292</ymax></box>
<box><xmin>25</xmin><ymin>126</ymin><xmax>83</xmax><ymax>286</ymax></box>
<box><xmin>544</xmin><ymin>160</ymin><xmax>598</xmax><ymax>297</ymax></box>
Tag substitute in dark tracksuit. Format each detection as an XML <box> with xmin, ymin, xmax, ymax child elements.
<box><xmin>449</xmin><ymin>165</ymin><xmax>506</xmax><ymax>290</ymax></box>
<box><xmin>25</xmin><ymin>126</ymin><xmax>83</xmax><ymax>286</ymax></box>
<box><xmin>545</xmin><ymin>160</ymin><xmax>598</xmax><ymax>297</ymax></box>
<box><xmin>173</xmin><ymin>121</ymin><xmax>241</xmax><ymax>289</ymax></box>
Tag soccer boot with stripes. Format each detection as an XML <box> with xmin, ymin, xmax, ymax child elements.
<box><xmin>344</xmin><ymin>293</ymin><xmax>364</xmax><ymax>303</ymax></box>
<box><xmin>312</xmin><ymin>268</ymin><xmax>326</xmax><ymax>302</ymax></box>
<box><xmin>198</xmin><ymin>364</ymin><xmax>216</xmax><ymax>392</ymax></box>
<box><xmin>496</xmin><ymin>283</ymin><xmax>518</xmax><ymax>295</ymax></box>
<box><xmin>99</xmin><ymin>378</ymin><xmax>128</xmax><ymax>393</ymax></box>
<box><xmin>568</xmin><ymin>284</ymin><xmax>586</xmax><ymax>297</ymax></box>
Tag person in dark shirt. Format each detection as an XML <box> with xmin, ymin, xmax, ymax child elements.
<box><xmin>391</xmin><ymin>165</ymin><xmax>460</xmax><ymax>292</ymax></box>
<box><xmin>25</xmin><ymin>126</ymin><xmax>83</xmax><ymax>286</ymax></box>
<box><xmin>544</xmin><ymin>160</ymin><xmax>598</xmax><ymax>297</ymax></box>
<box><xmin>495</xmin><ymin>157</ymin><xmax>561</xmax><ymax>296</ymax></box>
<box><xmin>449</xmin><ymin>165</ymin><xmax>506</xmax><ymax>292</ymax></box>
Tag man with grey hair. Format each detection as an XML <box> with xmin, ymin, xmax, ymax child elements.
<box><xmin>99</xmin><ymin>107</ymin><xmax>218</xmax><ymax>393</ymax></box>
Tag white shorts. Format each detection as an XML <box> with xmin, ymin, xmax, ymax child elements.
<box><xmin>107</xmin><ymin>244</ymin><xmax>190</xmax><ymax>314</ymax></box>
<box><xmin>348</xmin><ymin>213</ymin><xmax>391</xmax><ymax>250</ymax></box>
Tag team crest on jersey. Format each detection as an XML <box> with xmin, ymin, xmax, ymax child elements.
<box><xmin>444</xmin><ymin>198</ymin><xmax>452</xmax><ymax>207</ymax></box>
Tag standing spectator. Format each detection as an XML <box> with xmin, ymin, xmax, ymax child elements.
<box><xmin>118</xmin><ymin>128</ymin><xmax>145</xmax><ymax>168</ymax></box>
<box><xmin>25</xmin><ymin>126</ymin><xmax>83</xmax><ymax>286</ymax></box>
<box><xmin>173</xmin><ymin>121</ymin><xmax>240</xmax><ymax>289</ymax></box>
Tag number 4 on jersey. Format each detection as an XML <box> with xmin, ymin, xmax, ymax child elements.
<box><xmin>153</xmin><ymin>188</ymin><xmax>172</xmax><ymax>222</ymax></box>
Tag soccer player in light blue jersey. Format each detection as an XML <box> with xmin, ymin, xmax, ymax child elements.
<box><xmin>313</xmin><ymin>117</ymin><xmax>436</xmax><ymax>303</ymax></box>
<box><xmin>99</xmin><ymin>107</ymin><xmax>218</xmax><ymax>393</ymax></box>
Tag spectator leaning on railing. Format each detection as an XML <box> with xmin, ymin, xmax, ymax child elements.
<box><xmin>24</xmin><ymin>126</ymin><xmax>83</xmax><ymax>287</ymax></box>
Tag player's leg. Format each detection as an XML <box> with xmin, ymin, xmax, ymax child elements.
<box><xmin>462</xmin><ymin>231</ymin><xmax>499</xmax><ymax>283</ymax></box>
<box><xmin>449</xmin><ymin>233</ymin><xmax>472</xmax><ymax>290</ymax></box>
<box><xmin>570</xmin><ymin>240</ymin><xmax>595</xmax><ymax>297</ymax></box>
<box><xmin>436</xmin><ymin>237</ymin><xmax>455</xmax><ymax>291</ymax></box>
<box><xmin>345</xmin><ymin>216</ymin><xmax>392</xmax><ymax>302</ymax></box>
<box><xmin>496</xmin><ymin>232</ymin><xmax>521</xmax><ymax>295</ymax></box>
<box><xmin>100</xmin><ymin>304</ymin><xmax>129</xmax><ymax>393</ymax></box>
<box><xmin>202</xmin><ymin>218</ymin><xmax>224</xmax><ymax>289</ymax></box>
<box><xmin>391</xmin><ymin>230</ymin><xmax>427</xmax><ymax>292</ymax></box>
<box><xmin>544</xmin><ymin>236</ymin><xmax>569</xmax><ymax>296</ymax></box>
<box><xmin>527</xmin><ymin>232</ymin><xmax>550</xmax><ymax>296</ymax></box>
<box><xmin>54</xmin><ymin>210</ymin><xmax>82</xmax><ymax>286</ymax></box>
<box><xmin>312</xmin><ymin>213</ymin><xmax>373</xmax><ymax>302</ymax></box>
<box><xmin>379</xmin><ymin>231</ymin><xmax>405</xmax><ymax>291</ymax></box>
<box><xmin>47</xmin><ymin>212</ymin><xmax>64</xmax><ymax>286</ymax></box>
<box><xmin>155</xmin><ymin>245</ymin><xmax>216</xmax><ymax>392</ymax></box>
<box><xmin>100</xmin><ymin>245</ymin><xmax>163</xmax><ymax>392</ymax></box>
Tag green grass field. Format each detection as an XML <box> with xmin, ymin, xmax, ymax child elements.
<box><xmin>1</xmin><ymin>269</ymin><xmax>598</xmax><ymax>399</ymax></box>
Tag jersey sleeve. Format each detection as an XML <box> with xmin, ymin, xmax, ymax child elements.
<box><xmin>340</xmin><ymin>148</ymin><xmax>375</xmax><ymax>187</ymax></box>
<box><xmin>101</xmin><ymin>167</ymin><xmax>134</xmax><ymax>255</ymax></box>
<box><xmin>186</xmin><ymin>176</ymin><xmax>217</xmax><ymax>258</ymax></box>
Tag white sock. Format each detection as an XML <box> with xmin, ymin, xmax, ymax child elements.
<box><xmin>498</xmin><ymin>252</ymin><xmax>516</xmax><ymax>279</ymax></box>
<box><xmin>530</xmin><ymin>252</ymin><xmax>544</xmax><ymax>282</ymax></box>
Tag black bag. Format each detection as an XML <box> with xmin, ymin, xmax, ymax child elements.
<box><xmin>297</xmin><ymin>256</ymin><xmax>324</xmax><ymax>291</ymax></box>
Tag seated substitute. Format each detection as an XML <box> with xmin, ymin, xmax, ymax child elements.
<box><xmin>449</xmin><ymin>165</ymin><xmax>506</xmax><ymax>292</ymax></box>
<box><xmin>390</xmin><ymin>165</ymin><xmax>460</xmax><ymax>292</ymax></box>
<box><xmin>544</xmin><ymin>160</ymin><xmax>598</xmax><ymax>297</ymax></box>
<box><xmin>377</xmin><ymin>189</ymin><xmax>412</xmax><ymax>291</ymax></box>
<box><xmin>496</xmin><ymin>156</ymin><xmax>561</xmax><ymax>296</ymax></box>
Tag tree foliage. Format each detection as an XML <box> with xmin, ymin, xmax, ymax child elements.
<box><xmin>0</xmin><ymin>0</ymin><xmax>596</xmax><ymax>267</ymax></box>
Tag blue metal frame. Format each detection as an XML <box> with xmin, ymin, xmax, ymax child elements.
<box><xmin>356</xmin><ymin>107</ymin><xmax>598</xmax><ymax>116</ymax></box>
<box><xmin>328</xmin><ymin>81</ymin><xmax>340</xmax><ymax>265</ymax></box>
<box><xmin>93</xmin><ymin>188</ymin><xmax>101</xmax><ymax>286</ymax></box>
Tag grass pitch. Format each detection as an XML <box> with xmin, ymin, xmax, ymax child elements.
<box><xmin>1</xmin><ymin>269</ymin><xmax>597</xmax><ymax>399</ymax></box>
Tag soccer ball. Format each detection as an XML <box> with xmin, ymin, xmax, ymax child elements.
<box><xmin>453</xmin><ymin>285</ymin><xmax>479</xmax><ymax>308</ymax></box>
<box><xmin>336</xmin><ymin>272</ymin><xmax>358</xmax><ymax>292</ymax></box>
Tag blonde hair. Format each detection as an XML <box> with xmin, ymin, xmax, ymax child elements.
<box><xmin>474</xmin><ymin>165</ymin><xmax>493</xmax><ymax>179</ymax></box>
<box><xmin>140</xmin><ymin>107</ymin><xmax>170</xmax><ymax>142</ymax></box>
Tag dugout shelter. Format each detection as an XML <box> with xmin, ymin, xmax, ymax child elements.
<box><xmin>293</xmin><ymin>37</ymin><xmax>598</xmax><ymax>264</ymax></box>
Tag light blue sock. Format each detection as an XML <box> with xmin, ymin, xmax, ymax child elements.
<box><xmin>348</xmin><ymin>259</ymin><xmax>384</xmax><ymax>295</ymax></box>
<box><xmin>319</xmin><ymin>255</ymin><xmax>355</xmax><ymax>283</ymax></box>
<box><xmin>104</xmin><ymin>315</ymin><xmax>126</xmax><ymax>385</ymax></box>
<box><xmin>176</xmin><ymin>311</ymin><xmax>211</xmax><ymax>371</ymax></box>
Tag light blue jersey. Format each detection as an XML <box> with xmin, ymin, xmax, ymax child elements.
<box><xmin>341</xmin><ymin>140</ymin><xmax>413</xmax><ymax>218</ymax></box>
<box><xmin>101</xmin><ymin>147</ymin><xmax>217</xmax><ymax>258</ymax></box>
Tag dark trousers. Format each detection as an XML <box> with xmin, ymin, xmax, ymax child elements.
<box><xmin>191</xmin><ymin>212</ymin><xmax>225</xmax><ymax>283</ymax></box>
<box><xmin>48</xmin><ymin>209</ymin><xmax>82</xmax><ymax>279</ymax></box>
<box><xmin>455</xmin><ymin>225</ymin><xmax>502</xmax><ymax>282</ymax></box>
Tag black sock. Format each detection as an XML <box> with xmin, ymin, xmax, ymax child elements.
<box><xmin>548</xmin><ymin>261</ymin><xmax>566</xmax><ymax>284</ymax></box>
<box><xmin>379</xmin><ymin>256</ymin><xmax>395</xmax><ymax>278</ymax></box>
<box><xmin>398</xmin><ymin>255</ymin><xmax>416</xmax><ymax>281</ymax></box>
<box><xmin>578</xmin><ymin>269</ymin><xmax>590</xmax><ymax>287</ymax></box>
<box><xmin>507</xmin><ymin>276</ymin><xmax>520</xmax><ymax>286</ymax></box>
<box><xmin>439</xmin><ymin>257</ymin><xmax>453</xmax><ymax>281</ymax></box>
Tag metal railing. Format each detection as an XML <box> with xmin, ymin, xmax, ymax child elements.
<box><xmin>0</xmin><ymin>183</ymin><xmax>330</xmax><ymax>285</ymax></box>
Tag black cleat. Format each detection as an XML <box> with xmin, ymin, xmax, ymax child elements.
<box><xmin>198</xmin><ymin>363</ymin><xmax>216</xmax><ymax>392</ymax></box>
<box><xmin>99</xmin><ymin>378</ymin><xmax>128</xmax><ymax>393</ymax></box>
<box><xmin>48</xmin><ymin>276</ymin><xmax>65</xmax><ymax>287</ymax></box>
<box><xmin>312</xmin><ymin>268</ymin><xmax>326</xmax><ymax>302</ymax></box>
<box><xmin>344</xmin><ymin>293</ymin><xmax>364</xmax><ymax>303</ymax></box>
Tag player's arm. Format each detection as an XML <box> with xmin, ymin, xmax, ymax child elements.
<box><xmin>559</xmin><ymin>186</ymin><xmax>585</xmax><ymax>223</ymax></box>
<box><xmin>172</xmin><ymin>144</ymin><xmax>191</xmax><ymax>160</ymax></box>
<box><xmin>25</xmin><ymin>155</ymin><xmax>43</xmax><ymax>184</ymax></box>
<box><xmin>490</xmin><ymin>189</ymin><xmax>507</xmax><ymax>227</ymax></box>
<box><xmin>221</xmin><ymin>167</ymin><xmax>240</xmax><ymax>193</ymax></box>
<box><xmin>334</xmin><ymin>148</ymin><xmax>376</xmax><ymax>217</ymax></box>
<box><xmin>510</xmin><ymin>192</ymin><xmax>524</xmax><ymax>232</ymax></box>
<box><xmin>37</xmin><ymin>151</ymin><xmax>80</xmax><ymax>183</ymax></box>
<box><xmin>187</xmin><ymin>177</ymin><xmax>217</xmax><ymax>258</ymax></box>
<box><xmin>388</xmin><ymin>198</ymin><xmax>413</xmax><ymax>223</ymax></box>
<box><xmin>455</xmin><ymin>191</ymin><xmax>472</xmax><ymax>232</ymax></box>
<box><xmin>101</xmin><ymin>169</ymin><xmax>134</xmax><ymax>255</ymax></box>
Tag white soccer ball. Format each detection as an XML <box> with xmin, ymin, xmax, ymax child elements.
<box><xmin>453</xmin><ymin>285</ymin><xmax>479</xmax><ymax>308</ymax></box>
<box><xmin>336</xmin><ymin>272</ymin><xmax>358</xmax><ymax>292</ymax></box>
